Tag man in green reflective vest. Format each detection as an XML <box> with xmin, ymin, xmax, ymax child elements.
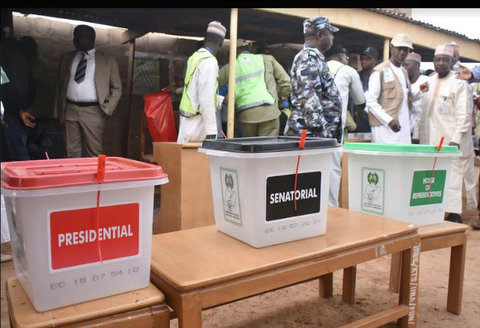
<box><xmin>218</xmin><ymin>39</ymin><xmax>290</xmax><ymax>137</ymax></box>
<box><xmin>177</xmin><ymin>21</ymin><xmax>226</xmax><ymax>143</ymax></box>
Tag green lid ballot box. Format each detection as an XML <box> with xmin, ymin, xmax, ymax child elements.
<box><xmin>1</xmin><ymin>157</ymin><xmax>168</xmax><ymax>311</ymax></box>
<box><xmin>199</xmin><ymin>137</ymin><xmax>340</xmax><ymax>248</ymax></box>
<box><xmin>343</xmin><ymin>143</ymin><xmax>460</xmax><ymax>226</ymax></box>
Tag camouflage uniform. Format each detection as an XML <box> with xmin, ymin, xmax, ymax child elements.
<box><xmin>285</xmin><ymin>45</ymin><xmax>343</xmax><ymax>143</ymax></box>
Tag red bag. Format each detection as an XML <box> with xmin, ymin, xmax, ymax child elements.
<box><xmin>143</xmin><ymin>89</ymin><xmax>177</xmax><ymax>142</ymax></box>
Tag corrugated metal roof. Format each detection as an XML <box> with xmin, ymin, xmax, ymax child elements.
<box><xmin>366</xmin><ymin>8</ymin><xmax>480</xmax><ymax>43</ymax></box>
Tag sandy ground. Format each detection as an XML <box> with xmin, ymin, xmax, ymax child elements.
<box><xmin>2</xmin><ymin>172</ymin><xmax>479</xmax><ymax>327</ymax></box>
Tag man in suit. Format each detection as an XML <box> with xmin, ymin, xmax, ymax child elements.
<box><xmin>54</xmin><ymin>24</ymin><xmax>122</xmax><ymax>157</ymax></box>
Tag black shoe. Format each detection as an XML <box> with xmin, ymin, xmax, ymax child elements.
<box><xmin>445</xmin><ymin>213</ymin><xmax>463</xmax><ymax>223</ymax></box>
<box><xmin>472</xmin><ymin>220</ymin><xmax>480</xmax><ymax>230</ymax></box>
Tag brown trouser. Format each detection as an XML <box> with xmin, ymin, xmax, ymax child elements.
<box><xmin>64</xmin><ymin>102</ymin><xmax>106</xmax><ymax>157</ymax></box>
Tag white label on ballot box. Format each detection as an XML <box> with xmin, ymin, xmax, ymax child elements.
<box><xmin>220</xmin><ymin>168</ymin><xmax>242</xmax><ymax>226</ymax></box>
<box><xmin>361</xmin><ymin>167</ymin><xmax>385</xmax><ymax>215</ymax></box>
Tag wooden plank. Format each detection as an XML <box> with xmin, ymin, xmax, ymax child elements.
<box><xmin>67</xmin><ymin>305</ymin><xmax>170</xmax><ymax>328</ymax></box>
<box><xmin>342</xmin><ymin>266</ymin><xmax>357</xmax><ymax>304</ymax></box>
<box><xmin>339</xmin><ymin>305</ymin><xmax>409</xmax><ymax>328</ymax></box>
<box><xmin>152</xmin><ymin>142</ymin><xmax>215</xmax><ymax>233</ymax></box>
<box><xmin>319</xmin><ymin>273</ymin><xmax>333</xmax><ymax>298</ymax></box>
<box><xmin>6</xmin><ymin>277</ymin><xmax>166</xmax><ymax>328</ymax></box>
<box><xmin>447</xmin><ymin>238</ymin><xmax>466</xmax><ymax>314</ymax></box>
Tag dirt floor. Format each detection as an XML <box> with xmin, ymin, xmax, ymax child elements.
<box><xmin>2</xmin><ymin>174</ymin><xmax>479</xmax><ymax>327</ymax></box>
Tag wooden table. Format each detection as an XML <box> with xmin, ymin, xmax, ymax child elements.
<box><xmin>6</xmin><ymin>277</ymin><xmax>170</xmax><ymax>328</ymax></box>
<box><xmin>150</xmin><ymin>207</ymin><xmax>421</xmax><ymax>327</ymax></box>
<box><xmin>389</xmin><ymin>221</ymin><xmax>468</xmax><ymax>314</ymax></box>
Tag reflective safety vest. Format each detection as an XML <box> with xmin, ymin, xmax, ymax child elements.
<box><xmin>179</xmin><ymin>50</ymin><xmax>218</xmax><ymax>117</ymax></box>
<box><xmin>235</xmin><ymin>53</ymin><xmax>275</xmax><ymax>112</ymax></box>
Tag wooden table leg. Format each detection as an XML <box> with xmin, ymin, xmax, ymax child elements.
<box><xmin>389</xmin><ymin>252</ymin><xmax>402</xmax><ymax>293</ymax></box>
<box><xmin>398</xmin><ymin>242</ymin><xmax>420</xmax><ymax>328</ymax></box>
<box><xmin>342</xmin><ymin>266</ymin><xmax>356</xmax><ymax>304</ymax></box>
<box><xmin>319</xmin><ymin>272</ymin><xmax>333</xmax><ymax>298</ymax></box>
<box><xmin>447</xmin><ymin>237</ymin><xmax>466</xmax><ymax>314</ymax></box>
<box><xmin>177</xmin><ymin>294</ymin><xmax>203</xmax><ymax>328</ymax></box>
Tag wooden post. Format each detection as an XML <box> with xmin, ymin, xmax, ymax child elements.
<box><xmin>383</xmin><ymin>37</ymin><xmax>390</xmax><ymax>62</ymax></box>
<box><xmin>227</xmin><ymin>8</ymin><xmax>238</xmax><ymax>139</ymax></box>
<box><xmin>126</xmin><ymin>39</ymin><xmax>140</xmax><ymax>159</ymax></box>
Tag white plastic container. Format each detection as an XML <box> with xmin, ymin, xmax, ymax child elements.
<box><xmin>199</xmin><ymin>137</ymin><xmax>340</xmax><ymax>248</ymax></box>
<box><xmin>1</xmin><ymin>157</ymin><xmax>168</xmax><ymax>311</ymax></box>
<box><xmin>343</xmin><ymin>143</ymin><xmax>460</xmax><ymax>226</ymax></box>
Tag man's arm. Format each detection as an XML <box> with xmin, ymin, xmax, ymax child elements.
<box><xmin>271</xmin><ymin>56</ymin><xmax>291</xmax><ymax>102</ymax></box>
<box><xmin>105</xmin><ymin>57</ymin><xmax>122</xmax><ymax>115</ymax></box>
<box><xmin>450</xmin><ymin>80</ymin><xmax>470</xmax><ymax>147</ymax></box>
<box><xmin>455</xmin><ymin>64</ymin><xmax>480</xmax><ymax>83</ymax></box>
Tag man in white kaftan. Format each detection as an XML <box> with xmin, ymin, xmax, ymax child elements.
<box><xmin>415</xmin><ymin>44</ymin><xmax>477</xmax><ymax>223</ymax></box>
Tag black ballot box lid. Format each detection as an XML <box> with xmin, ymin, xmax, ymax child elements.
<box><xmin>201</xmin><ymin>136</ymin><xmax>338</xmax><ymax>153</ymax></box>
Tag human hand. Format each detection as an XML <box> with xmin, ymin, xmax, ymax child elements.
<box><xmin>454</xmin><ymin>63</ymin><xmax>473</xmax><ymax>81</ymax></box>
<box><xmin>388</xmin><ymin>118</ymin><xmax>401</xmax><ymax>132</ymax></box>
<box><xmin>448</xmin><ymin>141</ymin><xmax>459</xmax><ymax>149</ymax></box>
<box><xmin>19</xmin><ymin>111</ymin><xmax>36</xmax><ymax>128</ymax></box>
<box><xmin>420</xmin><ymin>81</ymin><xmax>429</xmax><ymax>93</ymax></box>
<box><xmin>355</xmin><ymin>108</ymin><xmax>365</xmax><ymax>118</ymax></box>
<box><xmin>166</xmin><ymin>85</ymin><xmax>177</xmax><ymax>94</ymax></box>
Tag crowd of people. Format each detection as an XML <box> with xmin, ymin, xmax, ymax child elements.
<box><xmin>174</xmin><ymin>17</ymin><xmax>479</xmax><ymax>229</ymax></box>
<box><xmin>1</xmin><ymin>16</ymin><xmax>480</xmax><ymax>262</ymax></box>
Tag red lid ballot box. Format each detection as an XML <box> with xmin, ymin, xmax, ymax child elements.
<box><xmin>1</xmin><ymin>157</ymin><xmax>168</xmax><ymax>311</ymax></box>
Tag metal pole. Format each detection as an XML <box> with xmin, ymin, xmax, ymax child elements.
<box><xmin>227</xmin><ymin>8</ymin><xmax>238</xmax><ymax>138</ymax></box>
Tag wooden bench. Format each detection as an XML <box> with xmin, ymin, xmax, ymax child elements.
<box><xmin>389</xmin><ymin>221</ymin><xmax>468</xmax><ymax>314</ymax></box>
<box><xmin>6</xmin><ymin>277</ymin><xmax>171</xmax><ymax>328</ymax></box>
<box><xmin>150</xmin><ymin>207</ymin><xmax>421</xmax><ymax>328</ymax></box>
<box><xmin>324</xmin><ymin>221</ymin><xmax>467</xmax><ymax>315</ymax></box>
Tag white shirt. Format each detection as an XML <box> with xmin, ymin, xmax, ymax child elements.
<box><xmin>409</xmin><ymin>74</ymin><xmax>429</xmax><ymax>134</ymax></box>
<box><xmin>177</xmin><ymin>48</ymin><xmax>219</xmax><ymax>143</ymax></box>
<box><xmin>366</xmin><ymin>62</ymin><xmax>411</xmax><ymax>144</ymax></box>
<box><xmin>329</xmin><ymin>61</ymin><xmax>366</xmax><ymax>132</ymax></box>
<box><xmin>66</xmin><ymin>49</ymin><xmax>98</xmax><ymax>102</ymax></box>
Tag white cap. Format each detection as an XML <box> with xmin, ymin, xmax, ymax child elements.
<box><xmin>206</xmin><ymin>21</ymin><xmax>226</xmax><ymax>39</ymax></box>
<box><xmin>391</xmin><ymin>33</ymin><xmax>413</xmax><ymax>50</ymax></box>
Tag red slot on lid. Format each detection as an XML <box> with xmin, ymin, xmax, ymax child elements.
<box><xmin>1</xmin><ymin>157</ymin><xmax>167</xmax><ymax>190</ymax></box>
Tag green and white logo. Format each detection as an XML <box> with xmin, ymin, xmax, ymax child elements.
<box><xmin>361</xmin><ymin>168</ymin><xmax>384</xmax><ymax>215</ymax></box>
<box><xmin>220</xmin><ymin>168</ymin><xmax>242</xmax><ymax>226</ymax></box>
<box><xmin>410</xmin><ymin>170</ymin><xmax>446</xmax><ymax>206</ymax></box>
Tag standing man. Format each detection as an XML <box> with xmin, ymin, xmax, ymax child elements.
<box><xmin>325</xmin><ymin>43</ymin><xmax>366</xmax><ymax>206</ymax></box>
<box><xmin>325</xmin><ymin>43</ymin><xmax>366</xmax><ymax>137</ymax></box>
<box><xmin>365</xmin><ymin>33</ymin><xmax>425</xmax><ymax>144</ymax></box>
<box><xmin>177</xmin><ymin>21</ymin><xmax>226</xmax><ymax>143</ymax></box>
<box><xmin>217</xmin><ymin>39</ymin><xmax>290</xmax><ymax>137</ymax></box>
<box><xmin>55</xmin><ymin>25</ymin><xmax>122</xmax><ymax>157</ymax></box>
<box><xmin>415</xmin><ymin>44</ymin><xmax>476</xmax><ymax>224</ymax></box>
<box><xmin>356</xmin><ymin>46</ymin><xmax>378</xmax><ymax>133</ymax></box>
<box><xmin>359</xmin><ymin>47</ymin><xmax>378</xmax><ymax>91</ymax></box>
<box><xmin>0</xmin><ymin>30</ymin><xmax>35</xmax><ymax>161</ymax></box>
<box><xmin>402</xmin><ymin>52</ymin><xmax>429</xmax><ymax>136</ymax></box>
<box><xmin>285</xmin><ymin>16</ymin><xmax>342</xmax><ymax>144</ymax></box>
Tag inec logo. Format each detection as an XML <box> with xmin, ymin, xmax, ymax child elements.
<box><xmin>367</xmin><ymin>172</ymin><xmax>379</xmax><ymax>185</ymax></box>
<box><xmin>224</xmin><ymin>173</ymin><xmax>235</xmax><ymax>211</ymax></box>
<box><xmin>220</xmin><ymin>168</ymin><xmax>242</xmax><ymax>226</ymax></box>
